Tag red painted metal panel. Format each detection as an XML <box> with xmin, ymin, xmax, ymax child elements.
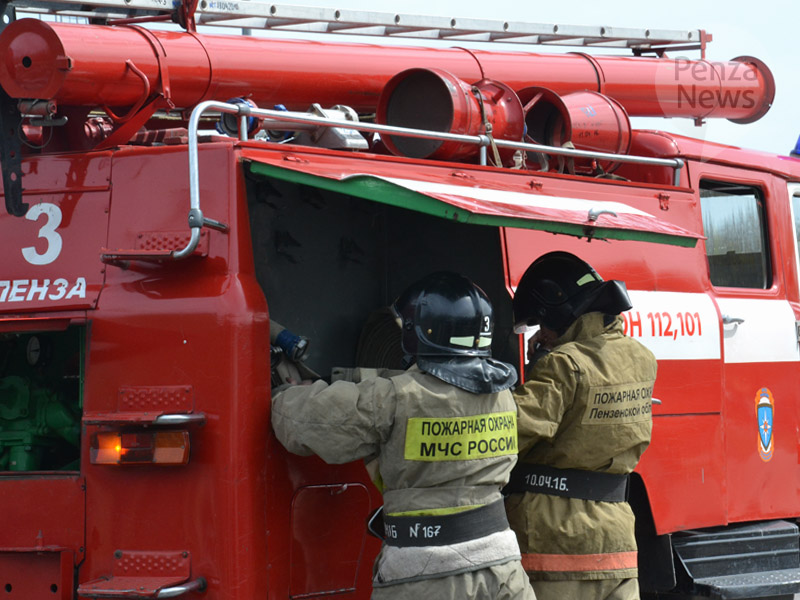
<box><xmin>0</xmin><ymin>315</ymin><xmax>73</xmax><ymax>333</ymax></box>
<box><xmin>78</xmin><ymin>144</ymin><xmax>280</xmax><ymax>599</ymax></box>
<box><xmin>0</xmin><ymin>475</ymin><xmax>85</xmax><ymax>555</ymax></box>
<box><xmin>687</xmin><ymin>163</ymin><xmax>800</xmax><ymax>527</ymax></box>
<box><xmin>503</xmin><ymin>200</ymin><xmax>706</xmax><ymax>294</ymax></box>
<box><xmin>289</xmin><ymin>484</ymin><xmax>371</xmax><ymax>597</ymax></box>
<box><xmin>639</xmin><ymin>415</ymin><xmax>727</xmax><ymax>535</ymax></box>
<box><xmin>721</xmin><ymin>362</ymin><xmax>800</xmax><ymax>523</ymax></box>
<box><xmin>266</xmin><ymin>444</ymin><xmax>383</xmax><ymax>600</ymax></box>
<box><xmin>649</xmin><ymin>360</ymin><xmax>723</xmax><ymax>417</ymax></box>
<box><xmin>0</xmin><ymin>154</ymin><xmax>111</xmax><ymax>314</ymax></box>
<box><xmin>0</xmin><ymin>551</ymin><xmax>74</xmax><ymax>600</ymax></box>
<box><xmin>1</xmin><ymin>154</ymin><xmax>111</xmax><ymax>194</ymax></box>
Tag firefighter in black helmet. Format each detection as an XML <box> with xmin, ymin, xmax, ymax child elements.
<box><xmin>511</xmin><ymin>251</ymin><xmax>632</xmax><ymax>337</ymax></box>
<box><xmin>392</xmin><ymin>271</ymin><xmax>516</xmax><ymax>392</ymax></box>
<box><xmin>272</xmin><ymin>272</ymin><xmax>536</xmax><ymax>600</ymax></box>
<box><xmin>505</xmin><ymin>252</ymin><xmax>657</xmax><ymax>600</ymax></box>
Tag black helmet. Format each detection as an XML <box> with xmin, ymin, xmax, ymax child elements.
<box><xmin>392</xmin><ymin>271</ymin><xmax>494</xmax><ymax>358</ymax></box>
<box><xmin>513</xmin><ymin>252</ymin><xmax>632</xmax><ymax>335</ymax></box>
<box><xmin>392</xmin><ymin>272</ymin><xmax>517</xmax><ymax>393</ymax></box>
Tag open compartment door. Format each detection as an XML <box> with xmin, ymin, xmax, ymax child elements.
<box><xmin>243</xmin><ymin>150</ymin><xmax>700</xmax><ymax>248</ymax></box>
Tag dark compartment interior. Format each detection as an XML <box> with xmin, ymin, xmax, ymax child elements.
<box><xmin>246</xmin><ymin>171</ymin><xmax>521</xmax><ymax>379</ymax></box>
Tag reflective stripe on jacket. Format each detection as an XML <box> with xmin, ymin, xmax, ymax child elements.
<box><xmin>508</xmin><ymin>313</ymin><xmax>657</xmax><ymax>581</ymax></box>
<box><xmin>272</xmin><ymin>365</ymin><xmax>523</xmax><ymax>585</ymax></box>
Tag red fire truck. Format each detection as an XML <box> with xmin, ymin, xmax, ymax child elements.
<box><xmin>0</xmin><ymin>2</ymin><xmax>798</xmax><ymax>598</ymax></box>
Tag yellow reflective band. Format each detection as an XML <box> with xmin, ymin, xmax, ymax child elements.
<box><xmin>404</xmin><ymin>411</ymin><xmax>518</xmax><ymax>462</ymax></box>
<box><xmin>449</xmin><ymin>336</ymin><xmax>475</xmax><ymax>347</ymax></box>
<box><xmin>364</xmin><ymin>457</ymin><xmax>385</xmax><ymax>493</ymax></box>
<box><xmin>477</xmin><ymin>336</ymin><xmax>492</xmax><ymax>347</ymax></box>
<box><xmin>576</xmin><ymin>273</ymin><xmax>598</xmax><ymax>286</ymax></box>
<box><xmin>389</xmin><ymin>504</ymin><xmax>482</xmax><ymax>517</ymax></box>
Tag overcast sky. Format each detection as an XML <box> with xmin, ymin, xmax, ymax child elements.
<box><xmin>293</xmin><ymin>0</ymin><xmax>797</xmax><ymax>156</ymax></box>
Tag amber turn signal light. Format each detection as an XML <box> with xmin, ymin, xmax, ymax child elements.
<box><xmin>90</xmin><ymin>430</ymin><xmax>190</xmax><ymax>465</ymax></box>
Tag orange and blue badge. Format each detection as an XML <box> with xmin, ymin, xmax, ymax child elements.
<box><xmin>755</xmin><ymin>388</ymin><xmax>774</xmax><ymax>462</ymax></box>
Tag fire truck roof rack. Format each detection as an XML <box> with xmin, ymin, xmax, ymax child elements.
<box><xmin>157</xmin><ymin>99</ymin><xmax>686</xmax><ymax>262</ymax></box>
<box><xmin>173</xmin><ymin>100</ymin><xmax>690</xmax><ymax>260</ymax></box>
<box><xmin>6</xmin><ymin>1</ymin><xmax>710</xmax><ymax>55</ymax></box>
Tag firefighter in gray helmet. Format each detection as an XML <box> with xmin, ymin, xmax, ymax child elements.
<box><xmin>505</xmin><ymin>252</ymin><xmax>657</xmax><ymax>600</ymax></box>
<box><xmin>272</xmin><ymin>272</ymin><xmax>536</xmax><ymax>600</ymax></box>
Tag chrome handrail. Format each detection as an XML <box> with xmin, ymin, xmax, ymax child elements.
<box><xmin>156</xmin><ymin>577</ymin><xmax>207</xmax><ymax>598</ymax></box>
<box><xmin>180</xmin><ymin>100</ymin><xmax>685</xmax><ymax>259</ymax></box>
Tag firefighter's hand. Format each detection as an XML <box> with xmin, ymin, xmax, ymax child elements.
<box><xmin>527</xmin><ymin>329</ymin><xmax>556</xmax><ymax>361</ymax></box>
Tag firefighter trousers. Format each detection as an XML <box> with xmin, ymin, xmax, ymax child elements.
<box><xmin>530</xmin><ymin>577</ymin><xmax>638</xmax><ymax>600</ymax></box>
<box><xmin>371</xmin><ymin>560</ymin><xmax>536</xmax><ymax>600</ymax></box>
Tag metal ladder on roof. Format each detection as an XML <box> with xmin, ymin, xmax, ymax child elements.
<box><xmin>3</xmin><ymin>1</ymin><xmax>710</xmax><ymax>55</ymax></box>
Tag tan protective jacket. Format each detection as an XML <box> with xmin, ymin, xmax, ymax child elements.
<box><xmin>506</xmin><ymin>313</ymin><xmax>656</xmax><ymax>581</ymax></box>
<box><xmin>272</xmin><ymin>365</ymin><xmax>522</xmax><ymax>586</ymax></box>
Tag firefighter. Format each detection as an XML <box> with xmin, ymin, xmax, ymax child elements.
<box><xmin>505</xmin><ymin>252</ymin><xmax>657</xmax><ymax>600</ymax></box>
<box><xmin>271</xmin><ymin>272</ymin><xmax>536</xmax><ymax>600</ymax></box>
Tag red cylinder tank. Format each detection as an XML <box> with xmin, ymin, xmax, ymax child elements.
<box><xmin>519</xmin><ymin>86</ymin><xmax>632</xmax><ymax>173</ymax></box>
<box><xmin>0</xmin><ymin>19</ymin><xmax>775</xmax><ymax>124</ymax></box>
<box><xmin>376</xmin><ymin>68</ymin><xmax>524</xmax><ymax>165</ymax></box>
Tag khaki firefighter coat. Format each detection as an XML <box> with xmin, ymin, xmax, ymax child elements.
<box><xmin>272</xmin><ymin>365</ymin><xmax>524</xmax><ymax>587</ymax></box>
<box><xmin>506</xmin><ymin>313</ymin><xmax>657</xmax><ymax>581</ymax></box>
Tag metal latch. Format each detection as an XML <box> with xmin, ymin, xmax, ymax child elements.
<box><xmin>722</xmin><ymin>314</ymin><xmax>745</xmax><ymax>326</ymax></box>
<box><xmin>587</xmin><ymin>208</ymin><xmax>617</xmax><ymax>222</ymax></box>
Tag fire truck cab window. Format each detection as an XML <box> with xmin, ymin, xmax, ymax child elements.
<box><xmin>700</xmin><ymin>181</ymin><xmax>770</xmax><ymax>289</ymax></box>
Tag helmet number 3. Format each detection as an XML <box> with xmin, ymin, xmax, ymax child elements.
<box><xmin>483</xmin><ymin>316</ymin><xmax>491</xmax><ymax>333</ymax></box>
<box><xmin>22</xmin><ymin>203</ymin><xmax>63</xmax><ymax>266</ymax></box>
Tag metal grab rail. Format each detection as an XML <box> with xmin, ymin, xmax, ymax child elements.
<box><xmin>177</xmin><ymin>100</ymin><xmax>236</xmax><ymax>260</ymax></box>
<box><xmin>156</xmin><ymin>577</ymin><xmax>207</xmax><ymax>598</ymax></box>
<box><xmin>153</xmin><ymin>413</ymin><xmax>207</xmax><ymax>426</ymax></box>
<box><xmin>181</xmin><ymin>100</ymin><xmax>685</xmax><ymax>258</ymax></box>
